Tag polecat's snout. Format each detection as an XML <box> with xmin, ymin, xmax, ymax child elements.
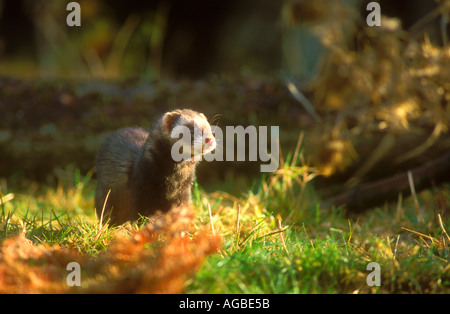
<box><xmin>197</xmin><ymin>136</ymin><xmax>216</xmax><ymax>158</ymax></box>
<box><xmin>203</xmin><ymin>135</ymin><xmax>216</xmax><ymax>153</ymax></box>
<box><xmin>196</xmin><ymin>125</ymin><xmax>216</xmax><ymax>156</ymax></box>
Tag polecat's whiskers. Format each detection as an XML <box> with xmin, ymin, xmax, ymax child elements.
<box><xmin>209</xmin><ymin>114</ymin><xmax>222</xmax><ymax>127</ymax></box>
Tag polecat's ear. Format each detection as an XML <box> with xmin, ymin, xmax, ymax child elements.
<box><xmin>161</xmin><ymin>110</ymin><xmax>182</xmax><ymax>134</ymax></box>
<box><xmin>199</xmin><ymin>113</ymin><xmax>207</xmax><ymax>120</ymax></box>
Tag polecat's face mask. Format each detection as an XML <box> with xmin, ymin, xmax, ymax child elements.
<box><xmin>168</xmin><ymin>112</ymin><xmax>216</xmax><ymax>161</ymax></box>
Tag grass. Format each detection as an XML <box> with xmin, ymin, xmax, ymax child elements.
<box><xmin>187</xmin><ymin>176</ymin><xmax>450</xmax><ymax>293</ymax></box>
<box><xmin>0</xmin><ymin>168</ymin><xmax>121</xmax><ymax>256</ymax></box>
<box><xmin>0</xmin><ymin>150</ymin><xmax>449</xmax><ymax>293</ymax></box>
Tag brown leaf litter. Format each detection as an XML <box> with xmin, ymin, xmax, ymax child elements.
<box><xmin>0</xmin><ymin>206</ymin><xmax>221</xmax><ymax>293</ymax></box>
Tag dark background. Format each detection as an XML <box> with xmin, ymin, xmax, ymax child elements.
<box><xmin>0</xmin><ymin>0</ymin><xmax>440</xmax><ymax>79</ymax></box>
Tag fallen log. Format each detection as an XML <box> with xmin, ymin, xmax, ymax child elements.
<box><xmin>330</xmin><ymin>151</ymin><xmax>450</xmax><ymax>213</ymax></box>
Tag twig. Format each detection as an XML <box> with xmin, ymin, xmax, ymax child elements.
<box><xmin>401</xmin><ymin>227</ymin><xmax>435</xmax><ymax>241</ymax></box>
<box><xmin>207</xmin><ymin>203</ymin><xmax>215</xmax><ymax>236</ymax></box>
<box><xmin>408</xmin><ymin>171</ymin><xmax>423</xmax><ymax>222</ymax></box>
<box><xmin>286</xmin><ymin>80</ymin><xmax>321</xmax><ymax>124</ymax></box>
<box><xmin>277</xmin><ymin>217</ymin><xmax>289</xmax><ymax>255</ymax></box>
<box><xmin>330</xmin><ymin>151</ymin><xmax>450</xmax><ymax>212</ymax></box>
<box><xmin>257</xmin><ymin>227</ymin><xmax>290</xmax><ymax>239</ymax></box>
<box><xmin>0</xmin><ymin>193</ymin><xmax>14</xmax><ymax>205</ymax></box>
<box><xmin>99</xmin><ymin>189</ymin><xmax>111</xmax><ymax>231</ymax></box>
<box><xmin>437</xmin><ymin>213</ymin><xmax>450</xmax><ymax>244</ymax></box>
<box><xmin>393</xmin><ymin>235</ymin><xmax>400</xmax><ymax>260</ymax></box>
<box><xmin>235</xmin><ymin>205</ymin><xmax>241</xmax><ymax>248</ymax></box>
<box><xmin>291</xmin><ymin>131</ymin><xmax>304</xmax><ymax>168</ymax></box>
<box><xmin>94</xmin><ymin>190</ymin><xmax>113</xmax><ymax>243</ymax></box>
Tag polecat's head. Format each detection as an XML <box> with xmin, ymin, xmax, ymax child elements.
<box><xmin>161</xmin><ymin>109</ymin><xmax>216</xmax><ymax>160</ymax></box>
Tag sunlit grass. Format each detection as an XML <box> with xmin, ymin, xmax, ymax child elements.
<box><xmin>1</xmin><ymin>147</ymin><xmax>449</xmax><ymax>293</ymax></box>
<box><xmin>188</xmin><ymin>144</ymin><xmax>450</xmax><ymax>293</ymax></box>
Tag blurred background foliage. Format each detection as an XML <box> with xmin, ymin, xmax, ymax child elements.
<box><xmin>0</xmin><ymin>0</ymin><xmax>282</xmax><ymax>79</ymax></box>
<box><xmin>0</xmin><ymin>0</ymin><xmax>444</xmax><ymax>79</ymax></box>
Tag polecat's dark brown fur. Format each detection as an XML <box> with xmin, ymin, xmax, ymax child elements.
<box><xmin>95</xmin><ymin>109</ymin><xmax>216</xmax><ymax>225</ymax></box>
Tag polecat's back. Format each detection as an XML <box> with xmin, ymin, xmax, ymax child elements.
<box><xmin>95</xmin><ymin>128</ymin><xmax>148</xmax><ymax>219</ymax></box>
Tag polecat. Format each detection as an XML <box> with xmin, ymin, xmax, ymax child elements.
<box><xmin>95</xmin><ymin>109</ymin><xmax>216</xmax><ymax>225</ymax></box>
